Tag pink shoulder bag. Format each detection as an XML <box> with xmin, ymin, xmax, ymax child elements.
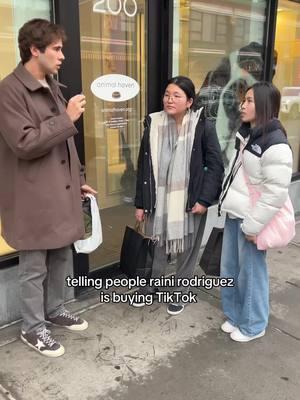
<box><xmin>243</xmin><ymin>169</ymin><xmax>295</xmax><ymax>250</ymax></box>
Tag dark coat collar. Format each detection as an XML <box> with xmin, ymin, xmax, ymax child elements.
<box><xmin>239</xmin><ymin>118</ymin><xmax>283</xmax><ymax>139</ymax></box>
<box><xmin>13</xmin><ymin>62</ymin><xmax>67</xmax><ymax>92</ymax></box>
<box><xmin>236</xmin><ymin>119</ymin><xmax>284</xmax><ymax>150</ymax></box>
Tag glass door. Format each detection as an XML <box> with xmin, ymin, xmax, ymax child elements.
<box><xmin>79</xmin><ymin>0</ymin><xmax>147</xmax><ymax>271</ymax></box>
<box><xmin>172</xmin><ymin>0</ymin><xmax>267</xmax><ymax>167</ymax></box>
<box><xmin>274</xmin><ymin>0</ymin><xmax>300</xmax><ymax>174</ymax></box>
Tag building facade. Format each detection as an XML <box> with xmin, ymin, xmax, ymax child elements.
<box><xmin>1</xmin><ymin>0</ymin><xmax>300</xmax><ymax>324</ymax></box>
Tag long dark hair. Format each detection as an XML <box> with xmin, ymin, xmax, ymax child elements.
<box><xmin>165</xmin><ymin>76</ymin><xmax>196</xmax><ymax>108</ymax></box>
<box><xmin>247</xmin><ymin>81</ymin><xmax>285</xmax><ymax>134</ymax></box>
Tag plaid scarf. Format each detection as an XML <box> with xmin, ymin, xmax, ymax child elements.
<box><xmin>150</xmin><ymin>109</ymin><xmax>202</xmax><ymax>253</ymax></box>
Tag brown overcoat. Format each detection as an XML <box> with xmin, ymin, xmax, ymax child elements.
<box><xmin>0</xmin><ymin>63</ymin><xmax>85</xmax><ymax>250</ymax></box>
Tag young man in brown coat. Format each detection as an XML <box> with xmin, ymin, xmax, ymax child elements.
<box><xmin>0</xmin><ymin>19</ymin><xmax>96</xmax><ymax>357</ymax></box>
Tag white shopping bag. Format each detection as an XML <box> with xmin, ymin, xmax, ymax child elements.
<box><xmin>74</xmin><ymin>194</ymin><xmax>103</xmax><ymax>254</ymax></box>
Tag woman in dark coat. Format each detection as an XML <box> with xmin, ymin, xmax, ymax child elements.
<box><xmin>134</xmin><ymin>76</ymin><xmax>224</xmax><ymax>315</ymax></box>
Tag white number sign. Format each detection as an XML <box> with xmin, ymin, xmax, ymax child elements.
<box><xmin>93</xmin><ymin>0</ymin><xmax>137</xmax><ymax>17</ymax></box>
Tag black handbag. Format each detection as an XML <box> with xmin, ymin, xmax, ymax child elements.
<box><xmin>199</xmin><ymin>227</ymin><xmax>224</xmax><ymax>276</ymax></box>
<box><xmin>120</xmin><ymin>223</ymin><xmax>155</xmax><ymax>279</ymax></box>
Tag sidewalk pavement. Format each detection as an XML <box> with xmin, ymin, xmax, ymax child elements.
<box><xmin>0</xmin><ymin>223</ymin><xmax>299</xmax><ymax>400</ymax></box>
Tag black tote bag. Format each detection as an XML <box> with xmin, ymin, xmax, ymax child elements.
<box><xmin>120</xmin><ymin>224</ymin><xmax>155</xmax><ymax>279</ymax></box>
<box><xmin>199</xmin><ymin>227</ymin><xmax>224</xmax><ymax>276</ymax></box>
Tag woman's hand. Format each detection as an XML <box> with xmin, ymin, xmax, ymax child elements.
<box><xmin>191</xmin><ymin>202</ymin><xmax>207</xmax><ymax>215</ymax></box>
<box><xmin>245</xmin><ymin>234</ymin><xmax>257</xmax><ymax>244</ymax></box>
<box><xmin>135</xmin><ymin>209</ymin><xmax>145</xmax><ymax>222</ymax></box>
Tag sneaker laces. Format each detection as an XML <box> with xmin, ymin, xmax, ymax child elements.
<box><xmin>37</xmin><ymin>328</ymin><xmax>57</xmax><ymax>348</ymax></box>
<box><xmin>60</xmin><ymin>310</ymin><xmax>79</xmax><ymax>322</ymax></box>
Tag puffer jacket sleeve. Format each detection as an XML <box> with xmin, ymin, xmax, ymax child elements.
<box><xmin>241</xmin><ymin>143</ymin><xmax>293</xmax><ymax>235</ymax></box>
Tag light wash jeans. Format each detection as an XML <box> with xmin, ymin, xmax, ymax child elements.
<box><xmin>220</xmin><ymin>216</ymin><xmax>269</xmax><ymax>336</ymax></box>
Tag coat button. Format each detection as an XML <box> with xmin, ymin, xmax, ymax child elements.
<box><xmin>66</xmin><ymin>185</ymin><xmax>71</xmax><ymax>189</ymax></box>
<box><xmin>61</xmin><ymin>160</ymin><xmax>66</xmax><ymax>164</ymax></box>
<box><xmin>51</xmin><ymin>107</ymin><xmax>57</xmax><ymax>113</ymax></box>
<box><xmin>145</xmin><ymin>152</ymin><xmax>148</xmax><ymax>155</ymax></box>
<box><xmin>144</xmin><ymin>181</ymin><xmax>147</xmax><ymax>184</ymax></box>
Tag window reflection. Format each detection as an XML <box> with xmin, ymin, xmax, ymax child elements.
<box><xmin>274</xmin><ymin>0</ymin><xmax>300</xmax><ymax>172</ymax></box>
<box><xmin>79</xmin><ymin>0</ymin><xmax>146</xmax><ymax>269</ymax></box>
<box><xmin>174</xmin><ymin>0</ymin><xmax>300</xmax><ymax>173</ymax></box>
<box><xmin>173</xmin><ymin>0</ymin><xmax>267</xmax><ymax>166</ymax></box>
<box><xmin>198</xmin><ymin>41</ymin><xmax>265</xmax><ymax>165</ymax></box>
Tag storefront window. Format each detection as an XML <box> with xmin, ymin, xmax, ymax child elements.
<box><xmin>274</xmin><ymin>0</ymin><xmax>300</xmax><ymax>173</ymax></box>
<box><xmin>0</xmin><ymin>0</ymin><xmax>52</xmax><ymax>257</ymax></box>
<box><xmin>173</xmin><ymin>0</ymin><xmax>267</xmax><ymax>167</ymax></box>
<box><xmin>79</xmin><ymin>0</ymin><xmax>147</xmax><ymax>270</ymax></box>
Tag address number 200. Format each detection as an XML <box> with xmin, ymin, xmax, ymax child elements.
<box><xmin>93</xmin><ymin>0</ymin><xmax>138</xmax><ymax>17</ymax></box>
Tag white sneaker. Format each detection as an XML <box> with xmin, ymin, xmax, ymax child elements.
<box><xmin>221</xmin><ymin>321</ymin><xmax>237</xmax><ymax>334</ymax></box>
<box><xmin>230</xmin><ymin>328</ymin><xmax>265</xmax><ymax>342</ymax></box>
<box><xmin>167</xmin><ymin>303</ymin><xmax>185</xmax><ymax>315</ymax></box>
<box><xmin>131</xmin><ymin>299</ymin><xmax>146</xmax><ymax>307</ymax></box>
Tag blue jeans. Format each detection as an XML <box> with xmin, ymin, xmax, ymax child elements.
<box><xmin>220</xmin><ymin>217</ymin><xmax>269</xmax><ymax>336</ymax></box>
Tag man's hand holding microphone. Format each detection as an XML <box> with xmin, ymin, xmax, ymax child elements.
<box><xmin>66</xmin><ymin>94</ymin><xmax>86</xmax><ymax>122</ymax></box>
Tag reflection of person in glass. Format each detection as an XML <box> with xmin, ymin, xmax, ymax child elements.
<box><xmin>219</xmin><ymin>82</ymin><xmax>293</xmax><ymax>342</ymax></box>
<box><xmin>0</xmin><ymin>19</ymin><xmax>96</xmax><ymax>357</ymax></box>
<box><xmin>197</xmin><ymin>42</ymin><xmax>265</xmax><ymax>166</ymax></box>
<box><xmin>134</xmin><ymin>76</ymin><xmax>224</xmax><ymax>315</ymax></box>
